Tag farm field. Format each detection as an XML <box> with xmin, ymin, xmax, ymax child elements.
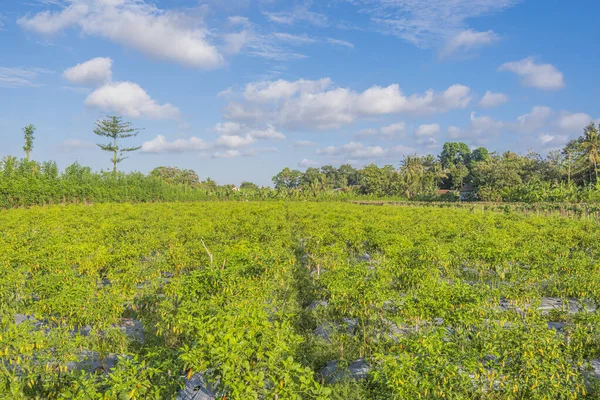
<box><xmin>1</xmin><ymin>202</ymin><xmax>600</xmax><ymax>399</ymax></box>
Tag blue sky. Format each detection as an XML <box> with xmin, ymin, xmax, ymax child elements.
<box><xmin>1</xmin><ymin>0</ymin><xmax>599</xmax><ymax>185</ymax></box>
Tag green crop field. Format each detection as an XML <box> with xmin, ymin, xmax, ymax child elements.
<box><xmin>1</xmin><ymin>202</ymin><xmax>600</xmax><ymax>399</ymax></box>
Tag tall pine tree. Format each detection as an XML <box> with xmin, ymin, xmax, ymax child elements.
<box><xmin>94</xmin><ymin>116</ymin><xmax>141</xmax><ymax>176</ymax></box>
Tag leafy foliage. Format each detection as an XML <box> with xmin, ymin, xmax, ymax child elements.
<box><xmin>1</xmin><ymin>202</ymin><xmax>599</xmax><ymax>398</ymax></box>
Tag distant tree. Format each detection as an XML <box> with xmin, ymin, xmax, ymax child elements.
<box><xmin>240</xmin><ymin>181</ymin><xmax>260</xmax><ymax>191</ymax></box>
<box><xmin>579</xmin><ymin>122</ymin><xmax>600</xmax><ymax>183</ymax></box>
<box><xmin>94</xmin><ymin>116</ymin><xmax>141</xmax><ymax>177</ymax></box>
<box><xmin>470</xmin><ymin>147</ymin><xmax>490</xmax><ymax>164</ymax></box>
<box><xmin>359</xmin><ymin>164</ymin><xmax>400</xmax><ymax>196</ymax></box>
<box><xmin>447</xmin><ymin>164</ymin><xmax>469</xmax><ymax>189</ymax></box>
<box><xmin>22</xmin><ymin>124</ymin><xmax>36</xmax><ymax>161</ymax></box>
<box><xmin>399</xmin><ymin>155</ymin><xmax>441</xmax><ymax>197</ymax></box>
<box><xmin>150</xmin><ymin>166</ymin><xmax>199</xmax><ymax>186</ymax></box>
<box><xmin>471</xmin><ymin>153</ymin><xmax>526</xmax><ymax>200</ymax></box>
<box><xmin>440</xmin><ymin>142</ymin><xmax>471</xmax><ymax>169</ymax></box>
<box><xmin>272</xmin><ymin>167</ymin><xmax>302</xmax><ymax>189</ymax></box>
<box><xmin>338</xmin><ymin>164</ymin><xmax>361</xmax><ymax>187</ymax></box>
<box><xmin>201</xmin><ymin>177</ymin><xmax>218</xmax><ymax>191</ymax></box>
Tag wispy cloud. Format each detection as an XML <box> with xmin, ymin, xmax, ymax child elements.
<box><xmin>0</xmin><ymin>67</ymin><xmax>51</xmax><ymax>88</ymax></box>
<box><xmin>326</xmin><ymin>38</ymin><xmax>354</xmax><ymax>48</ymax></box>
<box><xmin>272</xmin><ymin>32</ymin><xmax>317</xmax><ymax>45</ymax></box>
<box><xmin>351</xmin><ymin>0</ymin><xmax>520</xmax><ymax>48</ymax></box>
<box><xmin>263</xmin><ymin>5</ymin><xmax>328</xmax><ymax>27</ymax></box>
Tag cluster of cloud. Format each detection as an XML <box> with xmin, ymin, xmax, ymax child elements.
<box><xmin>140</xmin><ymin>122</ymin><xmax>285</xmax><ymax>159</ymax></box>
<box><xmin>447</xmin><ymin>107</ymin><xmax>595</xmax><ymax>149</ymax></box>
<box><xmin>63</xmin><ymin>57</ymin><xmax>179</xmax><ymax>119</ymax></box>
<box><xmin>316</xmin><ymin>141</ymin><xmax>415</xmax><ymax>162</ymax></box>
<box><xmin>221</xmin><ymin>78</ymin><xmax>472</xmax><ymax>130</ymax></box>
<box><xmin>19</xmin><ymin>0</ymin><xmax>223</xmax><ymax>69</ymax></box>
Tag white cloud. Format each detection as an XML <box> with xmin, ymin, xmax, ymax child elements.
<box><xmin>215</xmin><ymin>134</ymin><xmax>256</xmax><ymax>148</ymax></box>
<box><xmin>294</xmin><ymin>140</ymin><xmax>316</xmax><ymax>147</ymax></box>
<box><xmin>416</xmin><ymin>123</ymin><xmax>440</xmax><ymax>137</ymax></box>
<box><xmin>224</xmin><ymin>78</ymin><xmax>471</xmax><ymax>130</ymax></box>
<box><xmin>470</xmin><ymin>112</ymin><xmax>505</xmax><ymax>134</ymax></box>
<box><xmin>298</xmin><ymin>158</ymin><xmax>319</xmax><ymax>168</ymax></box>
<box><xmin>317</xmin><ymin>141</ymin><xmax>414</xmax><ymax>160</ymax></box>
<box><xmin>212</xmin><ymin>150</ymin><xmax>242</xmax><ymax>159</ymax></box>
<box><xmin>354</xmin><ymin>123</ymin><xmax>406</xmax><ymax>139</ymax></box>
<box><xmin>318</xmin><ymin>142</ymin><xmax>384</xmax><ymax>158</ymax></box>
<box><xmin>517</xmin><ymin>106</ymin><xmax>552</xmax><ymax>132</ymax></box>
<box><xmin>215</xmin><ymin>121</ymin><xmax>244</xmax><ymax>136</ymax></box>
<box><xmin>447</xmin><ymin>112</ymin><xmax>505</xmax><ymax>141</ymax></box>
<box><xmin>223</xmin><ymin>30</ymin><xmax>253</xmax><ymax>55</ymax></box>
<box><xmin>141</xmin><ymin>135</ymin><xmax>211</xmax><ymax>153</ymax></box>
<box><xmin>558</xmin><ymin>112</ymin><xmax>592</xmax><ymax>133</ymax></box>
<box><xmin>326</xmin><ymin>38</ymin><xmax>354</xmax><ymax>48</ymax></box>
<box><xmin>479</xmin><ymin>91</ymin><xmax>508</xmax><ymax>108</ymax></box>
<box><xmin>213</xmin><ymin>126</ymin><xmax>285</xmax><ymax>148</ymax></box>
<box><xmin>499</xmin><ymin>57</ymin><xmax>565</xmax><ymax>90</ymax></box>
<box><xmin>63</xmin><ymin>57</ymin><xmax>112</xmax><ymax>86</ymax></box>
<box><xmin>248</xmin><ymin>125</ymin><xmax>286</xmax><ymax>140</ymax></box>
<box><xmin>242</xmin><ymin>78</ymin><xmax>333</xmax><ymax>102</ymax></box>
<box><xmin>214</xmin><ymin>122</ymin><xmax>286</xmax><ymax>141</ymax></box>
<box><xmin>380</xmin><ymin>122</ymin><xmax>406</xmax><ymax>136</ymax></box>
<box><xmin>141</xmin><ymin>124</ymin><xmax>282</xmax><ymax>154</ymax></box>
<box><xmin>85</xmin><ymin>81</ymin><xmax>180</xmax><ymax>119</ymax></box>
<box><xmin>539</xmin><ymin>133</ymin><xmax>554</xmax><ymax>145</ymax></box>
<box><xmin>19</xmin><ymin>0</ymin><xmax>223</xmax><ymax>69</ymax></box>
<box><xmin>0</xmin><ymin>67</ymin><xmax>49</xmax><ymax>88</ymax></box>
<box><xmin>353</xmin><ymin>0</ymin><xmax>520</xmax><ymax>48</ymax></box>
<box><xmin>208</xmin><ymin>147</ymin><xmax>277</xmax><ymax>159</ymax></box>
<box><xmin>441</xmin><ymin>29</ymin><xmax>500</xmax><ymax>57</ymax></box>
<box><xmin>538</xmin><ymin>133</ymin><xmax>567</xmax><ymax>149</ymax></box>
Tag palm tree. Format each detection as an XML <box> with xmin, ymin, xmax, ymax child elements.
<box><xmin>579</xmin><ymin>123</ymin><xmax>600</xmax><ymax>183</ymax></box>
<box><xmin>400</xmin><ymin>155</ymin><xmax>426</xmax><ymax>197</ymax></box>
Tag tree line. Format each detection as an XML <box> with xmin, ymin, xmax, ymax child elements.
<box><xmin>3</xmin><ymin>116</ymin><xmax>600</xmax><ymax>207</ymax></box>
<box><xmin>273</xmin><ymin>123</ymin><xmax>600</xmax><ymax>202</ymax></box>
